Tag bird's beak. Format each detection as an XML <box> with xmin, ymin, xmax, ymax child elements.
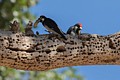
<box><xmin>34</xmin><ymin>18</ymin><xmax>40</xmax><ymax>28</ymax></box>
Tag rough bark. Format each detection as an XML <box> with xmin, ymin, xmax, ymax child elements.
<box><xmin>0</xmin><ymin>30</ymin><xmax>119</xmax><ymax>71</ymax></box>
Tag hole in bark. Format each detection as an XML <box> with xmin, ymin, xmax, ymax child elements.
<box><xmin>81</xmin><ymin>52</ymin><xmax>86</xmax><ymax>55</ymax></box>
<box><xmin>114</xmin><ymin>51</ymin><xmax>116</xmax><ymax>53</ymax></box>
<box><xmin>22</xmin><ymin>44</ymin><xmax>26</xmax><ymax>46</ymax></box>
<box><xmin>53</xmin><ymin>49</ymin><xmax>55</xmax><ymax>51</ymax></box>
<box><xmin>13</xmin><ymin>39</ymin><xmax>15</xmax><ymax>41</ymax></box>
<box><xmin>97</xmin><ymin>42</ymin><xmax>99</xmax><ymax>44</ymax></box>
<box><xmin>0</xmin><ymin>39</ymin><xmax>3</xmax><ymax>41</ymax></box>
<box><xmin>70</xmin><ymin>40</ymin><xmax>74</xmax><ymax>45</ymax></box>
<box><xmin>106</xmin><ymin>44</ymin><xmax>108</xmax><ymax>46</ymax></box>
<box><xmin>45</xmin><ymin>49</ymin><xmax>51</xmax><ymax>54</ymax></box>
<box><xmin>4</xmin><ymin>37</ymin><xmax>7</xmax><ymax>39</ymax></box>
<box><xmin>89</xmin><ymin>44</ymin><xmax>91</xmax><ymax>47</ymax></box>
<box><xmin>39</xmin><ymin>43</ymin><xmax>42</xmax><ymax>45</ymax></box>
<box><xmin>109</xmin><ymin>39</ymin><xmax>116</xmax><ymax>49</ymax></box>
<box><xmin>56</xmin><ymin>46</ymin><xmax>66</xmax><ymax>52</ymax></box>
<box><xmin>75</xmin><ymin>42</ymin><xmax>77</xmax><ymax>45</ymax></box>
<box><xmin>16</xmin><ymin>35</ymin><xmax>19</xmax><ymax>37</ymax></box>
<box><xmin>88</xmin><ymin>53</ymin><xmax>94</xmax><ymax>55</ymax></box>
<box><xmin>89</xmin><ymin>49</ymin><xmax>92</xmax><ymax>51</ymax></box>
<box><xmin>42</xmin><ymin>50</ymin><xmax>44</xmax><ymax>53</ymax></box>
<box><xmin>80</xmin><ymin>47</ymin><xmax>83</xmax><ymax>49</ymax></box>
<box><xmin>51</xmin><ymin>45</ymin><xmax>53</xmax><ymax>47</ymax></box>
<box><xmin>90</xmin><ymin>58</ymin><xmax>94</xmax><ymax>60</ymax></box>
<box><xmin>83</xmin><ymin>50</ymin><xmax>86</xmax><ymax>52</ymax></box>
<box><xmin>67</xmin><ymin>47</ymin><xmax>70</xmax><ymax>49</ymax></box>
<box><xmin>115</xmin><ymin>42</ymin><xmax>117</xmax><ymax>44</ymax></box>
<box><xmin>17</xmin><ymin>39</ymin><xmax>19</xmax><ymax>41</ymax></box>
<box><xmin>54</xmin><ymin>45</ymin><xmax>57</xmax><ymax>47</ymax></box>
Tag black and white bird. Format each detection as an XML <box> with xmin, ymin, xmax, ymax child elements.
<box><xmin>67</xmin><ymin>23</ymin><xmax>82</xmax><ymax>36</ymax></box>
<box><xmin>34</xmin><ymin>15</ymin><xmax>67</xmax><ymax>40</ymax></box>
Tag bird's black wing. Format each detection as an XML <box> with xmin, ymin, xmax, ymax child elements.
<box><xmin>67</xmin><ymin>26</ymin><xmax>74</xmax><ymax>34</ymax></box>
<box><xmin>43</xmin><ymin>18</ymin><xmax>61</xmax><ymax>33</ymax></box>
<box><xmin>43</xmin><ymin>18</ymin><xmax>67</xmax><ymax>40</ymax></box>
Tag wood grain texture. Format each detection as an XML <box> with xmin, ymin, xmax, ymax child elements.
<box><xmin>0</xmin><ymin>30</ymin><xmax>119</xmax><ymax>71</ymax></box>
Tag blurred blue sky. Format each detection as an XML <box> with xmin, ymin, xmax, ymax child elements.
<box><xmin>30</xmin><ymin>0</ymin><xmax>120</xmax><ymax>80</ymax></box>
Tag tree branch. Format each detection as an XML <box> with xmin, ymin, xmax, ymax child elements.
<box><xmin>0</xmin><ymin>30</ymin><xmax>119</xmax><ymax>71</ymax></box>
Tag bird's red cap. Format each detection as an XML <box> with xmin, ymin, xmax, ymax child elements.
<box><xmin>77</xmin><ymin>23</ymin><xmax>82</xmax><ymax>27</ymax></box>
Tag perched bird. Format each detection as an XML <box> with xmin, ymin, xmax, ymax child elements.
<box><xmin>9</xmin><ymin>20</ymin><xmax>20</xmax><ymax>33</ymax></box>
<box><xmin>25</xmin><ymin>21</ymin><xmax>34</xmax><ymax>36</ymax></box>
<box><xmin>34</xmin><ymin>15</ymin><xmax>67</xmax><ymax>40</ymax></box>
<box><xmin>67</xmin><ymin>23</ymin><xmax>82</xmax><ymax>36</ymax></box>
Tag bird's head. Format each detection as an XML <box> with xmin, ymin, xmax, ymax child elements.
<box><xmin>13</xmin><ymin>20</ymin><xmax>18</xmax><ymax>26</ymax></box>
<box><xmin>74</xmin><ymin>23</ymin><xmax>82</xmax><ymax>30</ymax></box>
<box><xmin>39</xmin><ymin>15</ymin><xmax>46</xmax><ymax>22</ymax></box>
<box><xmin>34</xmin><ymin>15</ymin><xmax>46</xmax><ymax>28</ymax></box>
<box><xmin>74</xmin><ymin>23</ymin><xmax>82</xmax><ymax>35</ymax></box>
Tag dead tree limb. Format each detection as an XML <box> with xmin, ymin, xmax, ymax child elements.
<box><xmin>0</xmin><ymin>30</ymin><xmax>119</xmax><ymax>71</ymax></box>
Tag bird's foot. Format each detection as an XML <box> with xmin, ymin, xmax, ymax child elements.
<box><xmin>48</xmin><ymin>34</ymin><xmax>67</xmax><ymax>42</ymax></box>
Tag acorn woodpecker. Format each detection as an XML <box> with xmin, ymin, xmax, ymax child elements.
<box><xmin>34</xmin><ymin>15</ymin><xmax>67</xmax><ymax>40</ymax></box>
<box><xmin>67</xmin><ymin>23</ymin><xmax>82</xmax><ymax>36</ymax></box>
<box><xmin>25</xmin><ymin>21</ymin><xmax>34</xmax><ymax>36</ymax></box>
<box><xmin>9</xmin><ymin>20</ymin><xmax>20</xmax><ymax>33</ymax></box>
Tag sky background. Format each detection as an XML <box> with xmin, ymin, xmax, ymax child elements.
<box><xmin>30</xmin><ymin>0</ymin><xmax>120</xmax><ymax>80</ymax></box>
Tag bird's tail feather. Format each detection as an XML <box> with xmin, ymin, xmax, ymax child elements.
<box><xmin>60</xmin><ymin>33</ymin><xmax>67</xmax><ymax>40</ymax></box>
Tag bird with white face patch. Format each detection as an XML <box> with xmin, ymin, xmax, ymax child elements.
<box><xmin>67</xmin><ymin>23</ymin><xmax>82</xmax><ymax>36</ymax></box>
<box><xmin>34</xmin><ymin>15</ymin><xmax>67</xmax><ymax>40</ymax></box>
